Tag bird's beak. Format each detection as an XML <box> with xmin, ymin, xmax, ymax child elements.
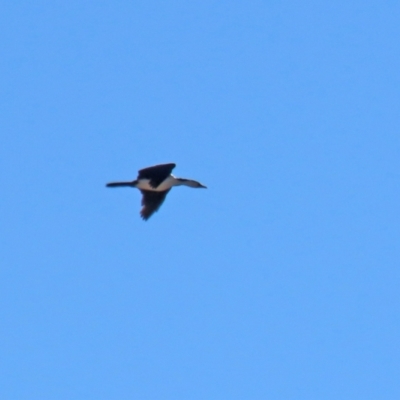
<box><xmin>199</xmin><ymin>183</ymin><xmax>207</xmax><ymax>188</ymax></box>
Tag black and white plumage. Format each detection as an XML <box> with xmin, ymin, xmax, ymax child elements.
<box><xmin>106</xmin><ymin>163</ymin><xmax>207</xmax><ymax>220</ymax></box>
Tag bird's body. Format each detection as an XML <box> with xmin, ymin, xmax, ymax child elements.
<box><xmin>135</xmin><ymin>175</ymin><xmax>181</xmax><ymax>192</ymax></box>
<box><xmin>106</xmin><ymin>163</ymin><xmax>206</xmax><ymax>220</ymax></box>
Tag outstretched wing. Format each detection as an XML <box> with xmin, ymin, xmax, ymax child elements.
<box><xmin>140</xmin><ymin>189</ymin><xmax>171</xmax><ymax>220</ymax></box>
<box><xmin>137</xmin><ymin>163</ymin><xmax>176</xmax><ymax>188</ymax></box>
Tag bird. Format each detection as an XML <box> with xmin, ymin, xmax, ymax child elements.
<box><xmin>106</xmin><ymin>163</ymin><xmax>207</xmax><ymax>220</ymax></box>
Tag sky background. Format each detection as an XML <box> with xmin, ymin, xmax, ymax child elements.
<box><xmin>1</xmin><ymin>1</ymin><xmax>400</xmax><ymax>399</ymax></box>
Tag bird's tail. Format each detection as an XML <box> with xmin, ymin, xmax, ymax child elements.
<box><xmin>106</xmin><ymin>181</ymin><xmax>135</xmax><ymax>188</ymax></box>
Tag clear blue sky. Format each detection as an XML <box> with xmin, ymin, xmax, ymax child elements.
<box><xmin>1</xmin><ymin>1</ymin><xmax>399</xmax><ymax>399</ymax></box>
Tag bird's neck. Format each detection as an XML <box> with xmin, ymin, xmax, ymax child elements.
<box><xmin>174</xmin><ymin>177</ymin><xmax>197</xmax><ymax>187</ymax></box>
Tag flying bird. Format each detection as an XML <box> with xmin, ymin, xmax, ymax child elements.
<box><xmin>106</xmin><ymin>163</ymin><xmax>207</xmax><ymax>220</ymax></box>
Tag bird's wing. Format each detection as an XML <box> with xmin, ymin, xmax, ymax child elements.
<box><xmin>140</xmin><ymin>189</ymin><xmax>171</xmax><ymax>220</ymax></box>
<box><xmin>137</xmin><ymin>163</ymin><xmax>176</xmax><ymax>188</ymax></box>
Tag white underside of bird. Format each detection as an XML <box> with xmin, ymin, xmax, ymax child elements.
<box><xmin>134</xmin><ymin>175</ymin><xmax>181</xmax><ymax>191</ymax></box>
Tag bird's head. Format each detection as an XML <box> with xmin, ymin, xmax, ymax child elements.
<box><xmin>177</xmin><ymin>178</ymin><xmax>207</xmax><ymax>188</ymax></box>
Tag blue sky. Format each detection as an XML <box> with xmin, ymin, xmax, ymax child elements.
<box><xmin>1</xmin><ymin>1</ymin><xmax>399</xmax><ymax>398</ymax></box>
